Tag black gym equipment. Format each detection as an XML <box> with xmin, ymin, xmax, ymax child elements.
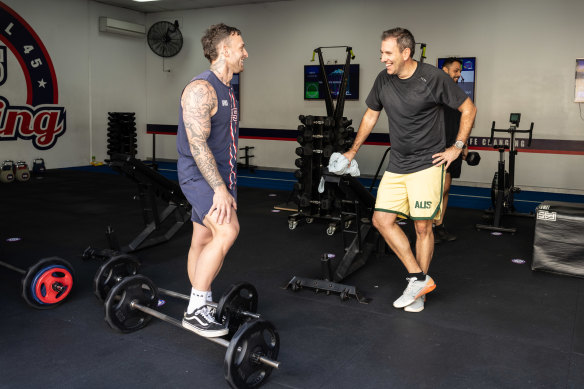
<box><xmin>103</xmin><ymin>111</ymin><xmax>190</xmax><ymax>252</ymax></box>
<box><xmin>238</xmin><ymin>146</ymin><xmax>256</xmax><ymax>172</ymax></box>
<box><xmin>87</xmin><ymin>249</ymin><xmax>261</xmax><ymax>338</ymax></box>
<box><xmin>91</xmin><ymin>251</ymin><xmax>141</xmax><ymax>301</ymax></box>
<box><xmin>32</xmin><ymin>158</ymin><xmax>46</xmax><ymax>177</ymax></box>
<box><xmin>476</xmin><ymin>113</ymin><xmax>534</xmax><ymax>234</ymax></box>
<box><xmin>285</xmin><ymin>172</ymin><xmax>380</xmax><ymax>303</ymax></box>
<box><xmin>103</xmin><ymin>153</ymin><xmax>191</xmax><ymax>253</ymax></box>
<box><xmin>107</xmin><ymin>112</ymin><xmax>137</xmax><ymax>159</ymax></box>
<box><xmin>104</xmin><ymin>275</ymin><xmax>279</xmax><ymax>389</ymax></box>
<box><xmin>0</xmin><ymin>256</ymin><xmax>74</xmax><ymax>309</ymax></box>
<box><xmin>157</xmin><ymin>282</ymin><xmax>260</xmax><ymax>339</ymax></box>
<box><xmin>288</xmin><ymin>46</ymin><xmax>357</xmax><ymax>233</ymax></box>
<box><xmin>466</xmin><ymin>151</ymin><xmax>481</xmax><ymax>166</ymax></box>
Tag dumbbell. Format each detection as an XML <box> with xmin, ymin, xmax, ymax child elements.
<box><xmin>104</xmin><ymin>274</ymin><xmax>279</xmax><ymax>389</ymax></box>
<box><xmin>14</xmin><ymin>161</ymin><xmax>30</xmax><ymax>182</ymax></box>
<box><xmin>0</xmin><ymin>160</ymin><xmax>14</xmax><ymax>183</ymax></box>
<box><xmin>297</xmin><ymin>194</ymin><xmax>333</xmax><ymax>210</ymax></box>
<box><xmin>93</xmin><ymin>255</ymin><xmax>260</xmax><ymax>337</ymax></box>
<box><xmin>0</xmin><ymin>257</ymin><xmax>74</xmax><ymax>309</ymax></box>
<box><xmin>466</xmin><ymin>151</ymin><xmax>481</xmax><ymax>166</ymax></box>
<box><xmin>324</xmin><ymin>116</ymin><xmax>335</xmax><ymax>128</ymax></box>
<box><xmin>340</xmin><ymin>118</ymin><xmax>353</xmax><ymax>127</ymax></box>
<box><xmin>337</xmin><ymin>126</ymin><xmax>352</xmax><ymax>137</ymax></box>
<box><xmin>295</xmin><ymin>144</ymin><xmax>313</xmax><ymax>156</ymax></box>
<box><xmin>298</xmin><ymin>114</ymin><xmax>316</xmax><ymax>127</ymax></box>
<box><xmin>297</xmin><ymin>126</ymin><xmax>313</xmax><ymax>144</ymax></box>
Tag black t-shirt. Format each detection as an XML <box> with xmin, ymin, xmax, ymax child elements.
<box><xmin>444</xmin><ymin>106</ymin><xmax>461</xmax><ymax>146</ymax></box>
<box><xmin>366</xmin><ymin>62</ymin><xmax>468</xmax><ymax>174</ymax></box>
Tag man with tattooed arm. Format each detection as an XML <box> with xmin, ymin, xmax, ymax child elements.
<box><xmin>176</xmin><ymin>23</ymin><xmax>248</xmax><ymax>337</ymax></box>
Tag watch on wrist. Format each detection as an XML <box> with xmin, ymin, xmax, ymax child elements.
<box><xmin>454</xmin><ymin>140</ymin><xmax>465</xmax><ymax>150</ymax></box>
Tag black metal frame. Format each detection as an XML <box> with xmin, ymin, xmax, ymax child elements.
<box><xmin>284</xmin><ymin>173</ymin><xmax>379</xmax><ymax>304</ymax></box>
<box><xmin>476</xmin><ymin>116</ymin><xmax>534</xmax><ymax>233</ymax></box>
<box><xmin>105</xmin><ymin>154</ymin><xmax>191</xmax><ymax>252</ymax></box>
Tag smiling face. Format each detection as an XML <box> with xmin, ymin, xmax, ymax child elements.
<box><xmin>225</xmin><ymin>33</ymin><xmax>248</xmax><ymax>73</ymax></box>
<box><xmin>380</xmin><ymin>37</ymin><xmax>410</xmax><ymax>76</ymax></box>
<box><xmin>443</xmin><ymin>61</ymin><xmax>462</xmax><ymax>83</ymax></box>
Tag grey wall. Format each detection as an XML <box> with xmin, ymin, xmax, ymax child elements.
<box><xmin>1</xmin><ymin>0</ymin><xmax>583</xmax><ymax>193</ymax></box>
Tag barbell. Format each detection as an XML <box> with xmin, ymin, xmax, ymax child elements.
<box><xmin>0</xmin><ymin>256</ymin><xmax>74</xmax><ymax>309</ymax></box>
<box><xmin>104</xmin><ymin>274</ymin><xmax>279</xmax><ymax>389</ymax></box>
<box><xmin>93</xmin><ymin>254</ymin><xmax>260</xmax><ymax>338</ymax></box>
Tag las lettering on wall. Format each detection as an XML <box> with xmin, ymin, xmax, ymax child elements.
<box><xmin>0</xmin><ymin>1</ymin><xmax>66</xmax><ymax>150</ymax></box>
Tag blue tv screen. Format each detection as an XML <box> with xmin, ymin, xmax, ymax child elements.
<box><xmin>304</xmin><ymin>64</ymin><xmax>359</xmax><ymax>100</ymax></box>
<box><xmin>437</xmin><ymin>57</ymin><xmax>476</xmax><ymax>103</ymax></box>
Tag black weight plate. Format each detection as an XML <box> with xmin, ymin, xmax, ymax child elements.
<box><xmin>216</xmin><ymin>283</ymin><xmax>258</xmax><ymax>338</ymax></box>
<box><xmin>104</xmin><ymin>274</ymin><xmax>158</xmax><ymax>333</ymax></box>
<box><xmin>491</xmin><ymin>171</ymin><xmax>510</xmax><ymax>208</ymax></box>
<box><xmin>21</xmin><ymin>257</ymin><xmax>75</xmax><ymax>310</ymax></box>
<box><xmin>224</xmin><ymin>319</ymin><xmax>279</xmax><ymax>389</ymax></box>
<box><xmin>93</xmin><ymin>254</ymin><xmax>140</xmax><ymax>302</ymax></box>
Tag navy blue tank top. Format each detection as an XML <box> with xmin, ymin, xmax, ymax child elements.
<box><xmin>177</xmin><ymin>70</ymin><xmax>239</xmax><ymax>189</ymax></box>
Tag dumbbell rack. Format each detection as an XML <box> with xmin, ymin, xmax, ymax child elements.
<box><xmin>289</xmin><ymin>45</ymin><xmax>356</xmax><ymax>234</ymax></box>
<box><xmin>289</xmin><ymin>115</ymin><xmax>355</xmax><ymax>233</ymax></box>
<box><xmin>107</xmin><ymin>112</ymin><xmax>137</xmax><ymax>158</ymax></box>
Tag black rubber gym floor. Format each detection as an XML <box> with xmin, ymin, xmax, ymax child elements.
<box><xmin>1</xmin><ymin>169</ymin><xmax>583</xmax><ymax>389</ymax></box>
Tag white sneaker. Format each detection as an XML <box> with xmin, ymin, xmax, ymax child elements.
<box><xmin>393</xmin><ymin>275</ymin><xmax>436</xmax><ymax>308</ymax></box>
<box><xmin>404</xmin><ymin>295</ymin><xmax>426</xmax><ymax>312</ymax></box>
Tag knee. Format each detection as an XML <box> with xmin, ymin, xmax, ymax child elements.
<box><xmin>217</xmin><ymin>223</ymin><xmax>239</xmax><ymax>246</ymax></box>
<box><xmin>372</xmin><ymin>212</ymin><xmax>395</xmax><ymax>231</ymax></box>
<box><xmin>415</xmin><ymin>223</ymin><xmax>432</xmax><ymax>237</ymax></box>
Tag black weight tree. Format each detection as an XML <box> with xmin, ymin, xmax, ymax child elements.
<box><xmin>289</xmin><ymin>46</ymin><xmax>356</xmax><ymax>234</ymax></box>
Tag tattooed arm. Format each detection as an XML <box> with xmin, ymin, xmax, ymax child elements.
<box><xmin>181</xmin><ymin>80</ymin><xmax>236</xmax><ymax>224</ymax></box>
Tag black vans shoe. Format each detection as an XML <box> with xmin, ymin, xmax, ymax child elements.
<box><xmin>182</xmin><ymin>305</ymin><xmax>228</xmax><ymax>338</ymax></box>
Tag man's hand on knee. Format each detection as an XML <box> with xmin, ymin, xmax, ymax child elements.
<box><xmin>209</xmin><ymin>186</ymin><xmax>237</xmax><ymax>225</ymax></box>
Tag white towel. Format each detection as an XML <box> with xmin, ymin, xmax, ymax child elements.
<box><xmin>327</xmin><ymin>152</ymin><xmax>360</xmax><ymax>177</ymax></box>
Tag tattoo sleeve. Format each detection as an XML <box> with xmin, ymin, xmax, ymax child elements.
<box><xmin>181</xmin><ymin>80</ymin><xmax>224</xmax><ymax>190</ymax></box>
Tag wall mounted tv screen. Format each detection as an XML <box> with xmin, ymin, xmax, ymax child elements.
<box><xmin>437</xmin><ymin>57</ymin><xmax>476</xmax><ymax>103</ymax></box>
<box><xmin>304</xmin><ymin>64</ymin><xmax>359</xmax><ymax>100</ymax></box>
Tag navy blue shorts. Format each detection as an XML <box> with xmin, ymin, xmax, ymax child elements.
<box><xmin>447</xmin><ymin>155</ymin><xmax>463</xmax><ymax>179</ymax></box>
<box><xmin>180</xmin><ymin>177</ymin><xmax>237</xmax><ymax>225</ymax></box>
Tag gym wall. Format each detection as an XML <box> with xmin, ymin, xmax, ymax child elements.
<box><xmin>1</xmin><ymin>0</ymin><xmax>583</xmax><ymax>194</ymax></box>
<box><xmin>0</xmin><ymin>0</ymin><xmax>147</xmax><ymax>168</ymax></box>
<box><xmin>144</xmin><ymin>0</ymin><xmax>584</xmax><ymax>194</ymax></box>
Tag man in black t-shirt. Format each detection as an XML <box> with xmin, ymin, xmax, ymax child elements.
<box><xmin>343</xmin><ymin>28</ymin><xmax>476</xmax><ymax>313</ymax></box>
<box><xmin>434</xmin><ymin>57</ymin><xmax>469</xmax><ymax>243</ymax></box>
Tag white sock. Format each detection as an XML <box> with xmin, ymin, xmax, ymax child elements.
<box><xmin>206</xmin><ymin>291</ymin><xmax>213</xmax><ymax>303</ymax></box>
<box><xmin>187</xmin><ymin>288</ymin><xmax>208</xmax><ymax>314</ymax></box>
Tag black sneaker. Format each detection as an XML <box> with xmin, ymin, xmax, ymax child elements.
<box><xmin>182</xmin><ymin>305</ymin><xmax>228</xmax><ymax>338</ymax></box>
<box><xmin>435</xmin><ymin>224</ymin><xmax>456</xmax><ymax>242</ymax></box>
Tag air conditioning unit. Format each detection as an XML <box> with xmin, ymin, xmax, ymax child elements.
<box><xmin>99</xmin><ymin>17</ymin><xmax>145</xmax><ymax>38</ymax></box>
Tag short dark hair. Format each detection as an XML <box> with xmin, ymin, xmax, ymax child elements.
<box><xmin>381</xmin><ymin>28</ymin><xmax>415</xmax><ymax>58</ymax></box>
<box><xmin>201</xmin><ymin>23</ymin><xmax>241</xmax><ymax>62</ymax></box>
<box><xmin>442</xmin><ymin>57</ymin><xmax>462</xmax><ymax>69</ymax></box>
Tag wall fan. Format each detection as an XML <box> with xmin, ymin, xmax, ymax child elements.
<box><xmin>147</xmin><ymin>20</ymin><xmax>183</xmax><ymax>58</ymax></box>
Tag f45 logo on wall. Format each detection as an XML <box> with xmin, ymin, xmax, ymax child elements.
<box><xmin>0</xmin><ymin>1</ymin><xmax>66</xmax><ymax>150</ymax></box>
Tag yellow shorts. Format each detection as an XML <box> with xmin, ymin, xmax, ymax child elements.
<box><xmin>374</xmin><ymin>165</ymin><xmax>445</xmax><ymax>220</ymax></box>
